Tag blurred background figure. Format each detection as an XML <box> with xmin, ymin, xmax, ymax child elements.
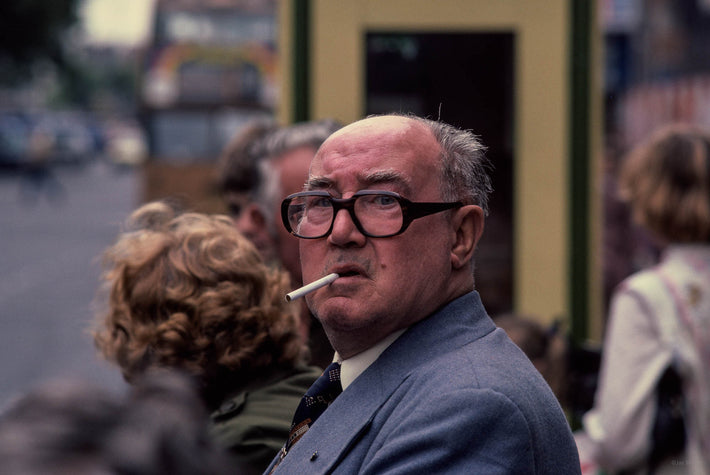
<box><xmin>91</xmin><ymin>200</ymin><xmax>322</xmax><ymax>475</ymax></box>
<box><xmin>216</xmin><ymin>118</ymin><xmax>342</xmax><ymax>368</ymax></box>
<box><xmin>0</xmin><ymin>370</ymin><xmax>232</xmax><ymax>475</ymax></box>
<box><xmin>575</xmin><ymin>124</ymin><xmax>710</xmax><ymax>475</ymax></box>
<box><xmin>217</xmin><ymin>119</ymin><xmax>279</xmax><ymax>263</ymax></box>
<box><xmin>18</xmin><ymin>125</ymin><xmax>66</xmax><ymax>204</ymax></box>
<box><xmin>493</xmin><ymin>313</ymin><xmax>567</xmax><ymax>404</ymax></box>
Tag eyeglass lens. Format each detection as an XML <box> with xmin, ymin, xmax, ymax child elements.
<box><xmin>287</xmin><ymin>194</ymin><xmax>404</xmax><ymax>238</ymax></box>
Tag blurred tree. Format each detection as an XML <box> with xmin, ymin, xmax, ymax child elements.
<box><xmin>0</xmin><ymin>0</ymin><xmax>80</xmax><ymax>86</ymax></box>
<box><xmin>50</xmin><ymin>59</ymin><xmax>139</xmax><ymax>112</ymax></box>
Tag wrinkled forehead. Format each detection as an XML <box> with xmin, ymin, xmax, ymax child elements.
<box><xmin>308</xmin><ymin>117</ymin><xmax>442</xmax><ymax>196</ymax></box>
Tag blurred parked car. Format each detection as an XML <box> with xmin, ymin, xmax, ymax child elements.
<box><xmin>1</xmin><ymin>110</ymin><xmax>149</xmax><ymax>168</ymax></box>
<box><xmin>31</xmin><ymin>112</ymin><xmax>97</xmax><ymax>165</ymax></box>
<box><xmin>0</xmin><ymin>112</ymin><xmax>33</xmax><ymax>168</ymax></box>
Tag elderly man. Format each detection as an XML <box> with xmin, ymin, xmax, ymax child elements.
<box><xmin>265</xmin><ymin>114</ymin><xmax>580</xmax><ymax>474</ymax></box>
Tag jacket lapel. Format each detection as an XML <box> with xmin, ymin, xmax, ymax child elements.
<box><xmin>274</xmin><ymin>355</ymin><xmax>410</xmax><ymax>472</ymax></box>
<box><xmin>271</xmin><ymin>292</ymin><xmax>494</xmax><ymax>473</ymax></box>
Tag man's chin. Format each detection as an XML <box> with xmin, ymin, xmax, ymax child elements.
<box><xmin>312</xmin><ymin>298</ymin><xmax>370</xmax><ymax>329</ymax></box>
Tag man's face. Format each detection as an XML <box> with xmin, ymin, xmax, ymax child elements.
<box><xmin>229</xmin><ymin>146</ymin><xmax>315</xmax><ymax>286</ymax></box>
<box><xmin>300</xmin><ymin>116</ymin><xmax>456</xmax><ymax>358</ymax></box>
<box><xmin>228</xmin><ymin>192</ymin><xmax>278</xmax><ymax>265</ymax></box>
<box><xmin>273</xmin><ymin>146</ymin><xmax>317</xmax><ymax>286</ymax></box>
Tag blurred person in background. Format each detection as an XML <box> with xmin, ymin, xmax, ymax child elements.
<box><xmin>19</xmin><ymin>125</ymin><xmax>65</xmax><ymax>204</ymax></box>
<box><xmin>575</xmin><ymin>124</ymin><xmax>710</xmax><ymax>475</ymax></box>
<box><xmin>493</xmin><ymin>313</ymin><xmax>567</xmax><ymax>404</ymax></box>
<box><xmin>216</xmin><ymin>119</ymin><xmax>342</xmax><ymax>369</ymax></box>
<box><xmin>217</xmin><ymin>120</ymin><xmax>279</xmax><ymax>263</ymax></box>
<box><xmin>92</xmin><ymin>200</ymin><xmax>323</xmax><ymax>475</ymax></box>
<box><xmin>0</xmin><ymin>370</ymin><xmax>232</xmax><ymax>475</ymax></box>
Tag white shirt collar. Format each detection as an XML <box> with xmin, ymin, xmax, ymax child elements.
<box><xmin>334</xmin><ymin>329</ymin><xmax>407</xmax><ymax>391</ymax></box>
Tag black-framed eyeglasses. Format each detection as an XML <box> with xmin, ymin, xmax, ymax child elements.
<box><xmin>281</xmin><ymin>190</ymin><xmax>463</xmax><ymax>239</ymax></box>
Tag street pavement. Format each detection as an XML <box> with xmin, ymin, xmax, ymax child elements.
<box><xmin>0</xmin><ymin>160</ymin><xmax>140</xmax><ymax>408</ymax></box>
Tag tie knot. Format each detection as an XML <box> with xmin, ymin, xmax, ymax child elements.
<box><xmin>305</xmin><ymin>362</ymin><xmax>342</xmax><ymax>401</ymax></box>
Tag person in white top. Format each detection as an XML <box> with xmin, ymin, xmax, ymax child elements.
<box><xmin>576</xmin><ymin>123</ymin><xmax>710</xmax><ymax>475</ymax></box>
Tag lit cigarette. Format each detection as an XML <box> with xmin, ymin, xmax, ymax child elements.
<box><xmin>285</xmin><ymin>273</ymin><xmax>339</xmax><ymax>302</ymax></box>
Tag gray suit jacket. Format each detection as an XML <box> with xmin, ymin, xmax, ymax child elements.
<box><xmin>265</xmin><ymin>292</ymin><xmax>581</xmax><ymax>474</ymax></box>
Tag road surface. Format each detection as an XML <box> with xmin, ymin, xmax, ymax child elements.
<box><xmin>0</xmin><ymin>160</ymin><xmax>140</xmax><ymax>408</ymax></box>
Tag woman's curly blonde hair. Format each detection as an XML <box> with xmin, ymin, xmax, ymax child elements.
<box><xmin>619</xmin><ymin>124</ymin><xmax>710</xmax><ymax>243</ymax></box>
<box><xmin>93</xmin><ymin>201</ymin><xmax>308</xmax><ymax>406</ymax></box>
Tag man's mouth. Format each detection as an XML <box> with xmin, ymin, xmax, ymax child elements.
<box><xmin>328</xmin><ymin>260</ymin><xmax>370</xmax><ymax>281</ymax></box>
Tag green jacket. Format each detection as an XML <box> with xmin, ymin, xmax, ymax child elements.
<box><xmin>210</xmin><ymin>365</ymin><xmax>323</xmax><ymax>475</ymax></box>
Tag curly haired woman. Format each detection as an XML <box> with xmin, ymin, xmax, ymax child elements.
<box><xmin>92</xmin><ymin>200</ymin><xmax>323</xmax><ymax>475</ymax></box>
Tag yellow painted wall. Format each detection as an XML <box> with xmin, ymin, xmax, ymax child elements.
<box><xmin>279</xmin><ymin>0</ymin><xmax>590</xmax><ymax>328</ymax></box>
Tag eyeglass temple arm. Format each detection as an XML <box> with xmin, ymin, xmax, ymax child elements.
<box><xmin>403</xmin><ymin>201</ymin><xmax>463</xmax><ymax>220</ymax></box>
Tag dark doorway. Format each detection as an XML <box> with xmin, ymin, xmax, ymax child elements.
<box><xmin>365</xmin><ymin>32</ymin><xmax>515</xmax><ymax>315</ymax></box>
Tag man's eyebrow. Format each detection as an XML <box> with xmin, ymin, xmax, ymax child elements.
<box><xmin>305</xmin><ymin>169</ymin><xmax>413</xmax><ymax>195</ymax></box>
<box><xmin>361</xmin><ymin>169</ymin><xmax>413</xmax><ymax>195</ymax></box>
<box><xmin>305</xmin><ymin>176</ymin><xmax>333</xmax><ymax>190</ymax></box>
<box><xmin>362</xmin><ymin>169</ymin><xmax>408</xmax><ymax>185</ymax></box>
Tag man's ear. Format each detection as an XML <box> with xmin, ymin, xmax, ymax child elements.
<box><xmin>450</xmin><ymin>205</ymin><xmax>484</xmax><ymax>270</ymax></box>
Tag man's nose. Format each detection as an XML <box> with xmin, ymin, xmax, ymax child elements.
<box><xmin>234</xmin><ymin>208</ymin><xmax>259</xmax><ymax>235</ymax></box>
<box><xmin>328</xmin><ymin>208</ymin><xmax>366</xmax><ymax>247</ymax></box>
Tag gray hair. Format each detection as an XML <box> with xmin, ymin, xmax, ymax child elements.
<box><xmin>252</xmin><ymin>119</ymin><xmax>343</xmax><ymax>231</ymax></box>
<box><xmin>405</xmin><ymin>115</ymin><xmax>493</xmax><ymax>215</ymax></box>
<box><xmin>250</xmin><ymin>118</ymin><xmax>342</xmax><ymax>163</ymax></box>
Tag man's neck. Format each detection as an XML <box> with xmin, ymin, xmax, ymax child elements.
<box><xmin>334</xmin><ymin>329</ymin><xmax>407</xmax><ymax>390</ymax></box>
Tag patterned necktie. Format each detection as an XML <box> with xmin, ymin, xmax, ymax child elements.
<box><xmin>285</xmin><ymin>361</ymin><xmax>342</xmax><ymax>451</ymax></box>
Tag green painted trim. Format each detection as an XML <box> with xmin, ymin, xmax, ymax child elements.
<box><xmin>569</xmin><ymin>0</ymin><xmax>592</xmax><ymax>343</ymax></box>
<box><xmin>292</xmin><ymin>0</ymin><xmax>310</xmax><ymax>122</ymax></box>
